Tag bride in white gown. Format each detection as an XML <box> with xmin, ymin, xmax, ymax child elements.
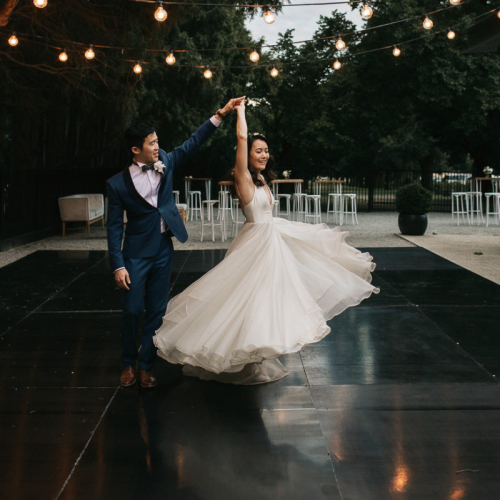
<box><xmin>153</xmin><ymin>100</ymin><xmax>379</xmax><ymax>384</ymax></box>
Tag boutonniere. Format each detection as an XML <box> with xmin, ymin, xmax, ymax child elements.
<box><xmin>153</xmin><ymin>161</ymin><xmax>165</xmax><ymax>174</ymax></box>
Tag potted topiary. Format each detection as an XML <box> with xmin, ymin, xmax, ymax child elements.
<box><xmin>395</xmin><ymin>183</ymin><xmax>432</xmax><ymax>235</ymax></box>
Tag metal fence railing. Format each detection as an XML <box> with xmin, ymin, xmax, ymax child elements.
<box><xmin>298</xmin><ymin>171</ymin><xmax>475</xmax><ymax>212</ymax></box>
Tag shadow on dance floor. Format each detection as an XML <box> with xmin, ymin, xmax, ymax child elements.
<box><xmin>1</xmin><ymin>248</ymin><xmax>500</xmax><ymax>499</ymax></box>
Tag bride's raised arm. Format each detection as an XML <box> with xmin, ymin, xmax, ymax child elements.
<box><xmin>234</xmin><ymin>101</ymin><xmax>255</xmax><ymax>206</ymax></box>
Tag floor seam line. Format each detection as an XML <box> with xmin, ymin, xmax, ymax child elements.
<box><xmin>415</xmin><ymin>306</ymin><xmax>499</xmax><ymax>383</ymax></box>
<box><xmin>313</xmin><ymin>401</ymin><xmax>344</xmax><ymax>500</ymax></box>
<box><xmin>55</xmin><ymin>385</ymin><xmax>120</xmax><ymax>499</ymax></box>
<box><xmin>169</xmin><ymin>250</ymin><xmax>192</xmax><ymax>292</ymax></box>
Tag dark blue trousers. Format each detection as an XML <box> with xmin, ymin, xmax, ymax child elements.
<box><xmin>122</xmin><ymin>233</ymin><xmax>174</xmax><ymax>371</ymax></box>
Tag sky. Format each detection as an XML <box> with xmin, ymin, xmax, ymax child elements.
<box><xmin>245</xmin><ymin>2</ymin><xmax>363</xmax><ymax>47</ymax></box>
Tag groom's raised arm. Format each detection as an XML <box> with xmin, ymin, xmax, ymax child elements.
<box><xmin>167</xmin><ymin>97</ymin><xmax>245</xmax><ymax>169</ymax></box>
<box><xmin>166</xmin><ymin>118</ymin><xmax>219</xmax><ymax>170</ymax></box>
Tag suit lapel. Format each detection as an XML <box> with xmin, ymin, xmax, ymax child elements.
<box><xmin>123</xmin><ymin>166</ymin><xmax>156</xmax><ymax>210</ymax></box>
<box><xmin>157</xmin><ymin>151</ymin><xmax>169</xmax><ymax>205</ymax></box>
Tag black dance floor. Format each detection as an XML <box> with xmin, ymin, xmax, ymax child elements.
<box><xmin>1</xmin><ymin>248</ymin><xmax>500</xmax><ymax>499</ymax></box>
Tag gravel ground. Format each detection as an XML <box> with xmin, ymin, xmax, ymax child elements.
<box><xmin>1</xmin><ymin>212</ymin><xmax>499</xmax><ymax>273</ymax></box>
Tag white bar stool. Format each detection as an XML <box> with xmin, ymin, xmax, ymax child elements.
<box><xmin>277</xmin><ymin>194</ymin><xmax>291</xmax><ymax>219</ymax></box>
<box><xmin>327</xmin><ymin>193</ymin><xmax>343</xmax><ymax>224</ymax></box>
<box><xmin>305</xmin><ymin>195</ymin><xmax>322</xmax><ymax>224</ymax></box>
<box><xmin>485</xmin><ymin>193</ymin><xmax>500</xmax><ymax>227</ymax></box>
<box><xmin>189</xmin><ymin>191</ymin><xmax>202</xmax><ymax>221</ymax></box>
<box><xmin>467</xmin><ymin>191</ymin><xmax>484</xmax><ymax>225</ymax></box>
<box><xmin>218</xmin><ymin>186</ymin><xmax>233</xmax><ymax>223</ymax></box>
<box><xmin>342</xmin><ymin>194</ymin><xmax>358</xmax><ymax>225</ymax></box>
<box><xmin>172</xmin><ymin>190</ymin><xmax>180</xmax><ymax>205</ymax></box>
<box><xmin>232</xmin><ymin>198</ymin><xmax>244</xmax><ymax>236</ymax></box>
<box><xmin>201</xmin><ymin>200</ymin><xmax>225</xmax><ymax>242</ymax></box>
<box><xmin>293</xmin><ymin>193</ymin><xmax>307</xmax><ymax>222</ymax></box>
<box><xmin>272</xmin><ymin>200</ymin><xmax>280</xmax><ymax>217</ymax></box>
<box><xmin>451</xmin><ymin>192</ymin><xmax>470</xmax><ymax>225</ymax></box>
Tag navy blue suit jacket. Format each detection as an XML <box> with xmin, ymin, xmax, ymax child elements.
<box><xmin>106</xmin><ymin>119</ymin><xmax>217</xmax><ymax>271</ymax></box>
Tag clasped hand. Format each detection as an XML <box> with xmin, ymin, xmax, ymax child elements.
<box><xmin>220</xmin><ymin>96</ymin><xmax>246</xmax><ymax>116</ymax></box>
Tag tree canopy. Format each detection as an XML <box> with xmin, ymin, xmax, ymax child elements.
<box><xmin>1</xmin><ymin>0</ymin><xmax>499</xmax><ymax>180</ymax></box>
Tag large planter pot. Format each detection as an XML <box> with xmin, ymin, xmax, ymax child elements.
<box><xmin>398</xmin><ymin>213</ymin><xmax>428</xmax><ymax>236</ymax></box>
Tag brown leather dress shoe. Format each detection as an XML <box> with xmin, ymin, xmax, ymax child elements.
<box><xmin>120</xmin><ymin>366</ymin><xmax>136</xmax><ymax>387</ymax></box>
<box><xmin>139</xmin><ymin>370</ymin><xmax>157</xmax><ymax>388</ymax></box>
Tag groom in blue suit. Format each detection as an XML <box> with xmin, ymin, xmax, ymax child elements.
<box><xmin>107</xmin><ymin>97</ymin><xmax>244</xmax><ymax>388</ymax></box>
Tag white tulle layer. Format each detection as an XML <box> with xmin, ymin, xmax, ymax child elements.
<box><xmin>153</xmin><ymin>218</ymin><xmax>379</xmax><ymax>382</ymax></box>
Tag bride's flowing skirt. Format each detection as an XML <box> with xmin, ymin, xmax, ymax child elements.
<box><xmin>153</xmin><ymin>219</ymin><xmax>379</xmax><ymax>384</ymax></box>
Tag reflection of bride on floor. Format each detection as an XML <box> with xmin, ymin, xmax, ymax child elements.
<box><xmin>153</xmin><ymin>99</ymin><xmax>379</xmax><ymax>384</ymax></box>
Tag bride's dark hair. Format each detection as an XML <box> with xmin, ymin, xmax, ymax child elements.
<box><xmin>229</xmin><ymin>134</ymin><xmax>277</xmax><ymax>197</ymax></box>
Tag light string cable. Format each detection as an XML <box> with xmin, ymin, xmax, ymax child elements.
<box><xmin>119</xmin><ymin>7</ymin><xmax>499</xmax><ymax>69</ymax></box>
<box><xmin>127</xmin><ymin>0</ymin><xmax>368</xmax><ymax>8</ymax></box>
<box><xmin>1</xmin><ymin>2</ymin><xmax>497</xmax><ymax>71</ymax></box>
<box><xmin>0</xmin><ymin>0</ymin><xmax>473</xmax><ymax>57</ymax></box>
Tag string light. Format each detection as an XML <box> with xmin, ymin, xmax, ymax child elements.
<box><xmin>6</xmin><ymin>3</ymin><xmax>485</xmax><ymax>76</ymax></box>
<box><xmin>166</xmin><ymin>50</ymin><xmax>176</xmax><ymax>65</ymax></box>
<box><xmin>335</xmin><ymin>37</ymin><xmax>346</xmax><ymax>51</ymax></box>
<box><xmin>497</xmin><ymin>10</ymin><xmax>500</xmax><ymax>19</ymax></box>
<box><xmin>33</xmin><ymin>0</ymin><xmax>48</xmax><ymax>8</ymax></box>
<box><xmin>423</xmin><ymin>15</ymin><xmax>434</xmax><ymax>30</ymax></box>
<box><xmin>263</xmin><ymin>7</ymin><xmax>275</xmax><ymax>25</ymax></box>
<box><xmin>249</xmin><ymin>48</ymin><xmax>260</xmax><ymax>62</ymax></box>
<box><xmin>154</xmin><ymin>2</ymin><xmax>168</xmax><ymax>22</ymax></box>
<box><xmin>8</xmin><ymin>33</ymin><xmax>18</xmax><ymax>46</ymax></box>
<box><xmin>361</xmin><ymin>3</ymin><xmax>373</xmax><ymax>20</ymax></box>
<box><xmin>133</xmin><ymin>62</ymin><xmax>143</xmax><ymax>74</ymax></box>
<box><xmin>333</xmin><ymin>60</ymin><xmax>342</xmax><ymax>70</ymax></box>
<box><xmin>85</xmin><ymin>45</ymin><xmax>95</xmax><ymax>59</ymax></box>
<box><xmin>204</xmin><ymin>66</ymin><xmax>213</xmax><ymax>79</ymax></box>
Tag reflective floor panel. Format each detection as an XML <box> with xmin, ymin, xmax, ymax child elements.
<box><xmin>0</xmin><ymin>248</ymin><xmax>499</xmax><ymax>499</ymax></box>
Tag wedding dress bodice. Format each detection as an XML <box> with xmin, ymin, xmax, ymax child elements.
<box><xmin>241</xmin><ymin>185</ymin><xmax>274</xmax><ymax>223</ymax></box>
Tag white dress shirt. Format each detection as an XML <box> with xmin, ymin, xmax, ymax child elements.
<box><xmin>130</xmin><ymin>162</ymin><xmax>167</xmax><ymax>232</ymax></box>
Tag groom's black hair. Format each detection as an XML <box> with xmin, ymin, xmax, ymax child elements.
<box><xmin>124</xmin><ymin>122</ymin><xmax>156</xmax><ymax>152</ymax></box>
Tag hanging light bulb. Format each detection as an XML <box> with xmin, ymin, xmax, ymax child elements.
<box><xmin>263</xmin><ymin>7</ymin><xmax>275</xmax><ymax>25</ymax></box>
<box><xmin>270</xmin><ymin>65</ymin><xmax>279</xmax><ymax>77</ymax></box>
<box><xmin>335</xmin><ymin>37</ymin><xmax>346</xmax><ymax>51</ymax></box>
<box><xmin>333</xmin><ymin>60</ymin><xmax>342</xmax><ymax>70</ymax></box>
<box><xmin>33</xmin><ymin>0</ymin><xmax>48</xmax><ymax>8</ymax></box>
<box><xmin>361</xmin><ymin>3</ymin><xmax>373</xmax><ymax>20</ymax></box>
<box><xmin>133</xmin><ymin>62</ymin><xmax>143</xmax><ymax>74</ymax></box>
<box><xmin>154</xmin><ymin>2</ymin><xmax>168</xmax><ymax>22</ymax></box>
<box><xmin>8</xmin><ymin>33</ymin><xmax>18</xmax><ymax>46</ymax></box>
<box><xmin>85</xmin><ymin>45</ymin><xmax>95</xmax><ymax>60</ymax></box>
<box><xmin>447</xmin><ymin>28</ymin><xmax>456</xmax><ymax>40</ymax></box>
<box><xmin>393</xmin><ymin>46</ymin><xmax>401</xmax><ymax>57</ymax></box>
<box><xmin>449</xmin><ymin>0</ymin><xmax>461</xmax><ymax>5</ymax></box>
<box><xmin>204</xmin><ymin>67</ymin><xmax>213</xmax><ymax>79</ymax></box>
<box><xmin>423</xmin><ymin>15</ymin><xmax>433</xmax><ymax>30</ymax></box>
<box><xmin>59</xmin><ymin>49</ymin><xmax>68</xmax><ymax>62</ymax></box>
<box><xmin>497</xmin><ymin>10</ymin><xmax>500</xmax><ymax>19</ymax></box>
<box><xmin>165</xmin><ymin>50</ymin><xmax>176</xmax><ymax>65</ymax></box>
<box><xmin>249</xmin><ymin>48</ymin><xmax>260</xmax><ymax>62</ymax></box>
